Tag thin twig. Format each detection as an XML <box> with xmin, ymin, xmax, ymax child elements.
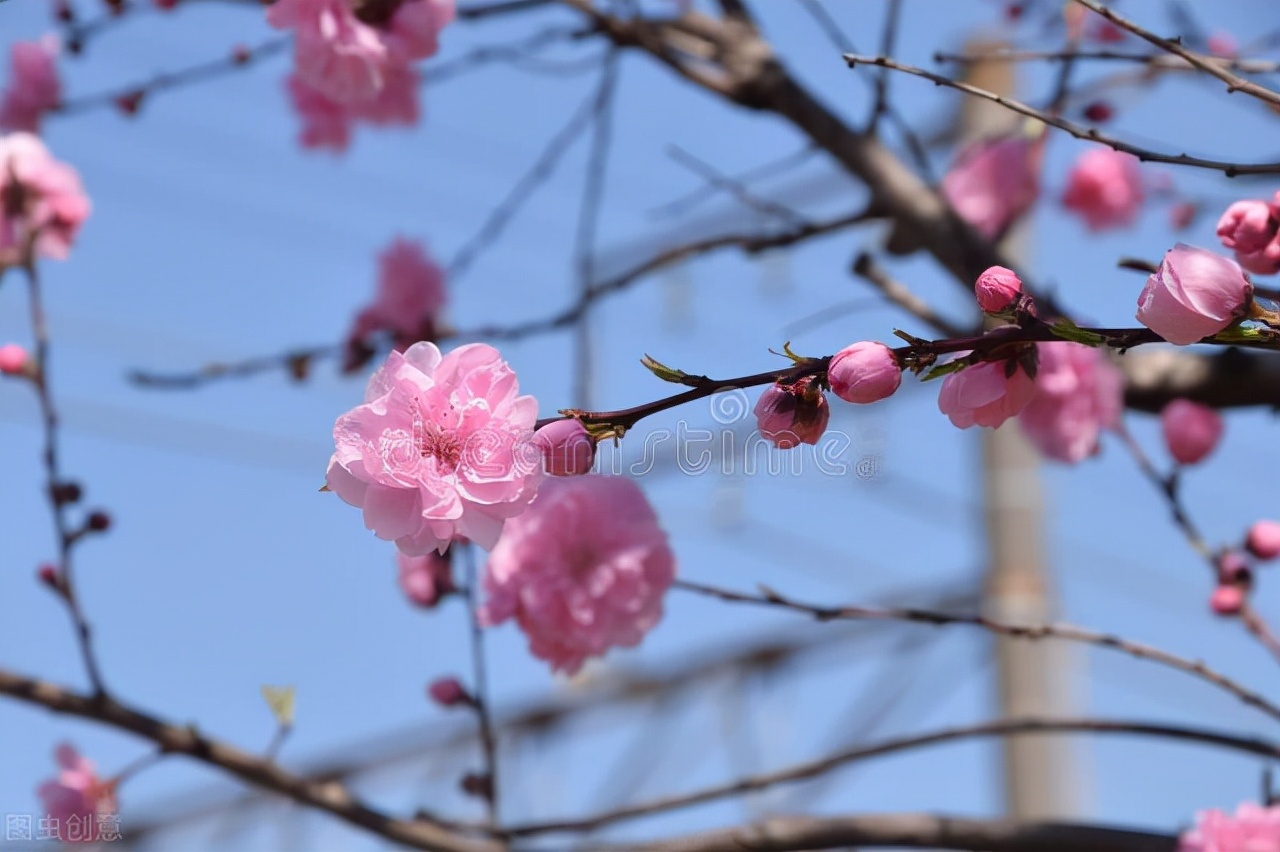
<box><xmin>1072</xmin><ymin>0</ymin><xmax>1280</xmax><ymax>109</ymax></box>
<box><xmin>843</xmin><ymin>52</ymin><xmax>1280</xmax><ymax>176</ymax></box>
<box><xmin>648</xmin><ymin>144</ymin><xmax>818</xmax><ymax>220</ymax></box>
<box><xmin>673</xmin><ymin>578</ymin><xmax>1280</xmax><ymax>726</ymax></box>
<box><xmin>935</xmin><ymin>47</ymin><xmax>1280</xmax><ymax>75</ymax></box>
<box><xmin>852</xmin><ymin>253</ymin><xmax>970</xmax><ymax>337</ymax></box>
<box><xmin>666</xmin><ymin>145</ymin><xmax>811</xmax><ymax>229</ymax></box>
<box><xmin>869</xmin><ymin>0</ymin><xmax>903</xmax><ymax>132</ymax></box>
<box><xmin>463</xmin><ymin>546</ymin><xmax>500</xmax><ymax>825</ymax></box>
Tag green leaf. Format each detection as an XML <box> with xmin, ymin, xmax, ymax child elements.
<box><xmin>640</xmin><ymin>354</ymin><xmax>699</xmax><ymax>386</ymax></box>
<box><xmin>1048</xmin><ymin>319</ymin><xmax>1106</xmax><ymax>346</ymax></box>
<box><xmin>921</xmin><ymin>359</ymin><xmax>968</xmax><ymax>382</ymax></box>
<box><xmin>260</xmin><ymin>685</ymin><xmax>296</xmax><ymax>727</ymax></box>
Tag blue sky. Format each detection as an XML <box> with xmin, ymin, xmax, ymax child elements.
<box><xmin>3</xmin><ymin>0</ymin><xmax>1280</xmax><ymax>847</ymax></box>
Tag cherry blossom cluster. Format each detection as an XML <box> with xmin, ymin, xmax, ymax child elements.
<box><xmin>268</xmin><ymin>0</ymin><xmax>455</xmax><ymax>152</ymax></box>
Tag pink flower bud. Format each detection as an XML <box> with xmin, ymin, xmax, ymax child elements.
<box><xmin>1170</xmin><ymin>202</ymin><xmax>1197</xmax><ymax>231</ymax></box>
<box><xmin>37</xmin><ymin>563</ymin><xmax>60</xmax><ymax>589</ymax></box>
<box><xmin>398</xmin><ymin>550</ymin><xmax>453</xmax><ymax>608</ymax></box>
<box><xmin>827</xmin><ymin>342</ymin><xmax>901</xmax><ymax>404</ymax></box>
<box><xmin>1061</xmin><ymin>149</ymin><xmax>1144</xmax><ymax>232</ymax></box>
<box><xmin>1207</xmin><ymin>32</ymin><xmax>1238</xmax><ymax>59</ymax></box>
<box><xmin>1218</xmin><ymin>550</ymin><xmax>1251</xmax><ymax>585</ymax></box>
<box><xmin>1136</xmin><ymin>244</ymin><xmax>1251</xmax><ymax>345</ymax></box>
<box><xmin>427</xmin><ymin>677</ymin><xmax>471</xmax><ymax>707</ymax></box>
<box><xmin>1210</xmin><ymin>584</ymin><xmax>1244</xmax><ymax>616</ymax></box>
<box><xmin>1082</xmin><ymin>101</ymin><xmax>1113</xmax><ymax>123</ymax></box>
<box><xmin>973</xmin><ymin>266</ymin><xmax>1023</xmax><ymax>313</ymax></box>
<box><xmin>1161</xmin><ymin>399</ymin><xmax>1223</xmax><ymax>465</ymax></box>
<box><xmin>0</xmin><ymin>343</ymin><xmax>28</xmax><ymax>375</ymax></box>
<box><xmin>937</xmin><ymin>359</ymin><xmax>1037</xmax><ymax>429</ymax></box>
<box><xmin>532</xmin><ymin>419</ymin><xmax>596</xmax><ymax>476</ymax></box>
<box><xmin>1247</xmin><ymin>521</ymin><xmax>1280</xmax><ymax>561</ymax></box>
<box><xmin>1216</xmin><ymin>198</ymin><xmax>1280</xmax><ymax>275</ymax></box>
<box><xmin>754</xmin><ymin>378</ymin><xmax>829</xmax><ymax>449</ymax></box>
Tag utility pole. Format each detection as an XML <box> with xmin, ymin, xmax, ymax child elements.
<box><xmin>962</xmin><ymin>40</ymin><xmax>1087</xmax><ymax>821</ymax></box>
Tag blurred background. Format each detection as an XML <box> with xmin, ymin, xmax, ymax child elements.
<box><xmin>2</xmin><ymin>0</ymin><xmax>1280</xmax><ymax>848</ymax></box>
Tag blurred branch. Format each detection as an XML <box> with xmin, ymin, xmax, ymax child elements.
<box><xmin>502</xmin><ymin>716</ymin><xmax>1280</xmax><ymax>836</ymax></box>
<box><xmin>842</xmin><ymin>52</ymin><xmax>1280</xmax><ymax>176</ymax></box>
<box><xmin>935</xmin><ymin>48</ymin><xmax>1280</xmax><ymax>75</ymax></box>
<box><xmin>615</xmin><ymin>813</ymin><xmax>1176</xmax><ymax>852</ymax></box>
<box><xmin>851</xmin><ymin>252</ymin><xmax>971</xmax><ymax>337</ymax></box>
<box><xmin>1071</xmin><ymin>0</ymin><xmax>1280</xmax><ymax>109</ymax></box>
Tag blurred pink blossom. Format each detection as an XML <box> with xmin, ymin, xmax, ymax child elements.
<box><xmin>268</xmin><ymin>0</ymin><xmax>391</xmax><ymax>104</ymax></box>
<box><xmin>1180</xmin><ymin>801</ymin><xmax>1280</xmax><ymax>850</ymax></box>
<box><xmin>326</xmin><ymin>342</ymin><xmax>542</xmax><ymax>553</ymax></box>
<box><xmin>386</xmin><ymin>0</ymin><xmax>455</xmax><ymax>60</ymax></box>
<box><xmin>1247</xmin><ymin>520</ymin><xmax>1280</xmax><ymax>561</ymax></box>
<box><xmin>1061</xmin><ymin>148</ymin><xmax>1144</xmax><ymax>231</ymax></box>
<box><xmin>397</xmin><ymin>549</ymin><xmax>454</xmax><ymax>607</ymax></box>
<box><xmin>0</xmin><ymin>132</ymin><xmax>90</xmax><ymax>261</ymax></box>
<box><xmin>36</xmin><ymin>743</ymin><xmax>116</xmax><ymax>844</ymax></box>
<box><xmin>0</xmin><ymin>37</ymin><xmax>60</xmax><ymax>134</ymax></box>
<box><xmin>1216</xmin><ymin>196</ymin><xmax>1280</xmax><ymax>275</ymax></box>
<box><xmin>0</xmin><ymin>343</ymin><xmax>28</xmax><ymax>375</ymax></box>
<box><xmin>1161</xmin><ymin>398</ymin><xmax>1223</xmax><ymax>466</ymax></box>
<box><xmin>1018</xmin><ymin>342</ymin><xmax>1122</xmax><ymax>463</ymax></box>
<box><xmin>1136</xmin><ymin>244</ymin><xmax>1251</xmax><ymax>345</ymax></box>
<box><xmin>941</xmin><ymin>135</ymin><xmax>1041</xmax><ymax>239</ymax></box>
<box><xmin>286</xmin><ymin>74</ymin><xmax>352</xmax><ymax>151</ymax></box>
<box><xmin>938</xmin><ymin>359</ymin><xmax>1037</xmax><ymax>429</ymax></box>
<box><xmin>347</xmin><ymin>238</ymin><xmax>446</xmax><ymax>351</ymax></box>
<box><xmin>482</xmin><ymin>476</ymin><xmax>676</xmax><ymax>675</ymax></box>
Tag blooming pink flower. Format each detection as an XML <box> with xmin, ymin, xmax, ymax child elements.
<box><xmin>1216</xmin><ymin>197</ymin><xmax>1280</xmax><ymax>275</ymax></box>
<box><xmin>346</xmin><ymin>58</ymin><xmax>419</xmax><ymax>126</ymax></box>
<box><xmin>1017</xmin><ymin>343</ymin><xmax>1122</xmax><ymax>463</ymax></box>
<box><xmin>1061</xmin><ymin>148</ymin><xmax>1144</xmax><ymax>231</ymax></box>
<box><xmin>286</xmin><ymin>74</ymin><xmax>352</xmax><ymax>152</ymax></box>
<box><xmin>268</xmin><ymin>0</ymin><xmax>392</xmax><ymax>104</ymax></box>
<box><xmin>0</xmin><ymin>132</ymin><xmax>90</xmax><ymax>261</ymax></box>
<box><xmin>482</xmin><ymin>476</ymin><xmax>676</xmax><ymax>675</ymax></box>
<box><xmin>533</xmin><ymin>419</ymin><xmax>596</xmax><ymax>476</ymax></box>
<box><xmin>0</xmin><ymin>38</ymin><xmax>61</xmax><ymax>134</ymax></box>
<box><xmin>0</xmin><ymin>343</ymin><xmax>27</xmax><ymax>375</ymax></box>
<box><xmin>1136</xmin><ymin>244</ymin><xmax>1252</xmax><ymax>345</ymax></box>
<box><xmin>755</xmin><ymin>377</ymin><xmax>830</xmax><ymax>449</ymax></box>
<box><xmin>937</xmin><ymin>359</ymin><xmax>1037</xmax><ymax>429</ymax></box>
<box><xmin>386</xmin><ymin>0</ymin><xmax>455</xmax><ymax>61</ymax></box>
<box><xmin>941</xmin><ymin>135</ymin><xmax>1041</xmax><ymax>240</ymax></box>
<box><xmin>1161</xmin><ymin>398</ymin><xmax>1223</xmax><ymax>466</ymax></box>
<box><xmin>397</xmin><ymin>549</ymin><xmax>453</xmax><ymax>607</ymax></box>
<box><xmin>36</xmin><ymin>743</ymin><xmax>116</xmax><ymax>843</ymax></box>
<box><xmin>347</xmin><ymin>237</ymin><xmax>446</xmax><ymax>350</ymax></box>
<box><xmin>1180</xmin><ymin>801</ymin><xmax>1280</xmax><ymax>850</ymax></box>
<box><xmin>827</xmin><ymin>341</ymin><xmax>901</xmax><ymax>404</ymax></box>
<box><xmin>1247</xmin><ymin>520</ymin><xmax>1280</xmax><ymax>561</ymax></box>
<box><xmin>326</xmin><ymin>342</ymin><xmax>543</xmax><ymax>553</ymax></box>
<box><xmin>974</xmin><ymin>265</ymin><xmax>1023</xmax><ymax>313</ymax></box>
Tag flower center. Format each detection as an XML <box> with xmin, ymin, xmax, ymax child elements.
<box><xmin>412</xmin><ymin>397</ymin><xmax>462</xmax><ymax>470</ymax></box>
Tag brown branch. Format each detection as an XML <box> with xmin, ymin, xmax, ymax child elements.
<box><xmin>502</xmin><ymin>716</ymin><xmax>1280</xmax><ymax>837</ymax></box>
<box><xmin>612</xmin><ymin>813</ymin><xmax>1176</xmax><ymax>852</ymax></box>
<box><xmin>935</xmin><ymin>47</ymin><xmax>1280</xmax><ymax>75</ymax></box>
<box><xmin>842</xmin><ymin>53</ymin><xmax>1280</xmax><ymax>176</ymax></box>
<box><xmin>1120</xmin><ymin>348</ymin><xmax>1280</xmax><ymax>412</ymax></box>
<box><xmin>1071</xmin><ymin>0</ymin><xmax>1280</xmax><ymax>109</ymax></box>
<box><xmin>672</xmin><ymin>578</ymin><xmax>1280</xmax><ymax>725</ymax></box>
<box><xmin>0</xmin><ymin>669</ymin><xmax>500</xmax><ymax>852</ymax></box>
<box><xmin>852</xmin><ymin>252</ymin><xmax>971</xmax><ymax>337</ymax></box>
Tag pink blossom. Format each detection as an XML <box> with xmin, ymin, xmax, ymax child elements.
<box><xmin>286</xmin><ymin>74</ymin><xmax>352</xmax><ymax>152</ymax></box>
<box><xmin>268</xmin><ymin>0</ymin><xmax>391</xmax><ymax>104</ymax></box>
<box><xmin>1061</xmin><ymin>148</ymin><xmax>1144</xmax><ymax>231</ymax></box>
<box><xmin>826</xmin><ymin>341</ymin><xmax>901</xmax><ymax>404</ymax></box>
<box><xmin>0</xmin><ymin>343</ymin><xmax>28</xmax><ymax>375</ymax></box>
<box><xmin>428</xmin><ymin>676</ymin><xmax>470</xmax><ymax>706</ymax></box>
<box><xmin>937</xmin><ymin>359</ymin><xmax>1037</xmax><ymax>429</ymax></box>
<box><xmin>1180</xmin><ymin>801</ymin><xmax>1280</xmax><ymax>850</ymax></box>
<box><xmin>532</xmin><ymin>419</ymin><xmax>596</xmax><ymax>476</ymax></box>
<box><xmin>0</xmin><ymin>132</ymin><xmax>90</xmax><ymax>261</ymax></box>
<box><xmin>386</xmin><ymin>0</ymin><xmax>455</xmax><ymax>61</ymax></box>
<box><xmin>1017</xmin><ymin>343</ymin><xmax>1122</xmax><ymax>463</ymax></box>
<box><xmin>1136</xmin><ymin>244</ymin><xmax>1252</xmax><ymax>345</ymax></box>
<box><xmin>326</xmin><ymin>342</ymin><xmax>543</xmax><ymax>554</ymax></box>
<box><xmin>397</xmin><ymin>549</ymin><xmax>453</xmax><ymax>607</ymax></box>
<box><xmin>0</xmin><ymin>38</ymin><xmax>61</xmax><ymax>134</ymax></box>
<box><xmin>1247</xmin><ymin>520</ymin><xmax>1280</xmax><ymax>561</ymax></box>
<box><xmin>974</xmin><ymin>265</ymin><xmax>1023</xmax><ymax>313</ymax></box>
<box><xmin>941</xmin><ymin>135</ymin><xmax>1041</xmax><ymax>240</ymax></box>
<box><xmin>347</xmin><ymin>238</ymin><xmax>446</xmax><ymax>352</ymax></box>
<box><xmin>1206</xmin><ymin>32</ymin><xmax>1238</xmax><ymax>59</ymax></box>
<box><xmin>1216</xmin><ymin>197</ymin><xmax>1280</xmax><ymax>275</ymax></box>
<box><xmin>1209</xmin><ymin>585</ymin><xmax>1245</xmax><ymax>616</ymax></box>
<box><xmin>482</xmin><ymin>476</ymin><xmax>676</xmax><ymax>675</ymax></box>
<box><xmin>1161</xmin><ymin>398</ymin><xmax>1223</xmax><ymax>465</ymax></box>
<box><xmin>36</xmin><ymin>743</ymin><xmax>116</xmax><ymax>843</ymax></box>
<box><xmin>346</xmin><ymin>58</ymin><xmax>419</xmax><ymax>126</ymax></box>
<box><xmin>754</xmin><ymin>377</ymin><xmax>830</xmax><ymax>449</ymax></box>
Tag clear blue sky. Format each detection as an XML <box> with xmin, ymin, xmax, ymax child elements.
<box><xmin>2</xmin><ymin>0</ymin><xmax>1280</xmax><ymax>847</ymax></box>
